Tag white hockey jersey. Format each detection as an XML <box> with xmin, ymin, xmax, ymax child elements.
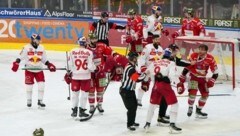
<box><xmin>68</xmin><ymin>47</ymin><xmax>96</xmax><ymax>80</ymax></box>
<box><xmin>143</xmin><ymin>14</ymin><xmax>163</xmax><ymax>39</ymax></box>
<box><xmin>137</xmin><ymin>43</ymin><xmax>163</xmax><ymax>72</ymax></box>
<box><xmin>147</xmin><ymin>58</ymin><xmax>176</xmax><ymax>82</ymax></box>
<box><xmin>19</xmin><ymin>44</ymin><xmax>48</xmax><ymax>73</ymax></box>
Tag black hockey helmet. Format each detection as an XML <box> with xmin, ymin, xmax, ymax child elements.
<box><xmin>101</xmin><ymin>11</ymin><xmax>109</xmax><ymax>18</ymax></box>
<box><xmin>127</xmin><ymin>51</ymin><xmax>138</xmax><ymax>61</ymax></box>
<box><xmin>168</xmin><ymin>44</ymin><xmax>179</xmax><ymax>51</ymax></box>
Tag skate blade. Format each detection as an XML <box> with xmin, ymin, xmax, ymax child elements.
<box><xmin>169</xmin><ymin>130</ymin><xmax>182</xmax><ymax>134</ymax></box>
<box><xmin>169</xmin><ymin>128</ymin><xmax>182</xmax><ymax>134</ymax></box>
<box><xmin>195</xmin><ymin>115</ymin><xmax>208</xmax><ymax>119</ymax></box>
<box><xmin>157</xmin><ymin>122</ymin><xmax>170</xmax><ymax>127</ymax></box>
<box><xmin>144</xmin><ymin>127</ymin><xmax>150</xmax><ymax>133</ymax></box>
<box><xmin>38</xmin><ymin>106</ymin><xmax>45</xmax><ymax>110</ymax></box>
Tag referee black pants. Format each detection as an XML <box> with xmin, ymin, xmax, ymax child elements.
<box><xmin>158</xmin><ymin>96</ymin><xmax>168</xmax><ymax>117</ymax></box>
<box><xmin>120</xmin><ymin>89</ymin><xmax>138</xmax><ymax>127</ymax></box>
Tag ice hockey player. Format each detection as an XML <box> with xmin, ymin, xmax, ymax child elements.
<box><xmin>104</xmin><ymin>53</ymin><xmax>128</xmax><ymax>81</ymax></box>
<box><xmin>11</xmin><ymin>34</ymin><xmax>56</xmax><ymax>108</ymax></box>
<box><xmin>64</xmin><ymin>36</ymin><xmax>96</xmax><ymax>118</ymax></box>
<box><xmin>157</xmin><ymin>44</ymin><xmax>196</xmax><ymax>125</ymax></box>
<box><xmin>125</xmin><ymin>9</ymin><xmax>144</xmax><ymax>54</ymax></box>
<box><xmin>86</xmin><ymin>33</ymin><xmax>114</xmax><ymax>114</ymax></box>
<box><xmin>120</xmin><ymin>52</ymin><xmax>148</xmax><ymax>131</ymax></box>
<box><xmin>172</xmin><ymin>8</ymin><xmax>206</xmax><ymax>38</ymax></box>
<box><xmin>144</xmin><ymin>48</ymin><xmax>182</xmax><ymax>134</ymax></box>
<box><xmin>177</xmin><ymin>44</ymin><xmax>218</xmax><ymax>119</ymax></box>
<box><xmin>136</xmin><ymin>34</ymin><xmax>163</xmax><ymax>106</ymax></box>
<box><xmin>143</xmin><ymin>5</ymin><xmax>169</xmax><ymax>45</ymax></box>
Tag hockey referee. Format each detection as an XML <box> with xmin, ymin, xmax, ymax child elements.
<box><xmin>89</xmin><ymin>11</ymin><xmax>126</xmax><ymax>46</ymax></box>
<box><xmin>119</xmin><ymin>52</ymin><xmax>148</xmax><ymax>131</ymax></box>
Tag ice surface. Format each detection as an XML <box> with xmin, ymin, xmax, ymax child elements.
<box><xmin>0</xmin><ymin>50</ymin><xmax>240</xmax><ymax>136</ymax></box>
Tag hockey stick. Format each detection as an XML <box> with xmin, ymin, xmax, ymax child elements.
<box><xmin>21</xmin><ymin>67</ymin><xmax>66</xmax><ymax>70</ymax></box>
<box><xmin>80</xmin><ymin>77</ymin><xmax>111</xmax><ymax>122</ymax></box>
<box><xmin>66</xmin><ymin>51</ymin><xmax>71</xmax><ymax>100</ymax></box>
<box><xmin>177</xmin><ymin>93</ymin><xmax>233</xmax><ymax>97</ymax></box>
<box><xmin>125</xmin><ymin>43</ymin><xmax>130</xmax><ymax>56</ymax></box>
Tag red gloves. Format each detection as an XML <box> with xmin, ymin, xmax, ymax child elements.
<box><xmin>177</xmin><ymin>75</ymin><xmax>186</xmax><ymax>94</ymax></box>
<box><xmin>47</xmin><ymin>63</ymin><xmax>56</xmax><ymax>72</ymax></box>
<box><xmin>125</xmin><ymin>35</ymin><xmax>133</xmax><ymax>43</ymax></box>
<box><xmin>207</xmin><ymin>78</ymin><xmax>215</xmax><ymax>88</ymax></box>
<box><xmin>179</xmin><ymin>75</ymin><xmax>186</xmax><ymax>83</ymax></box>
<box><xmin>177</xmin><ymin>82</ymin><xmax>185</xmax><ymax>94</ymax></box>
<box><xmin>162</xmin><ymin>29</ymin><xmax>169</xmax><ymax>36</ymax></box>
<box><xmin>171</xmin><ymin>32</ymin><xmax>179</xmax><ymax>38</ymax></box>
<box><xmin>96</xmin><ymin>65</ymin><xmax>104</xmax><ymax>72</ymax></box>
<box><xmin>64</xmin><ymin>73</ymin><xmax>72</xmax><ymax>84</ymax></box>
<box><xmin>140</xmin><ymin>66</ymin><xmax>147</xmax><ymax>73</ymax></box>
<box><xmin>11</xmin><ymin>61</ymin><xmax>19</xmax><ymax>72</ymax></box>
<box><xmin>141</xmin><ymin>81</ymin><xmax>150</xmax><ymax>91</ymax></box>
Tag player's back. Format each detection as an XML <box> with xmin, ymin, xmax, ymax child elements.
<box><xmin>148</xmin><ymin>58</ymin><xmax>175</xmax><ymax>81</ymax></box>
<box><xmin>69</xmin><ymin>47</ymin><xmax>93</xmax><ymax>80</ymax></box>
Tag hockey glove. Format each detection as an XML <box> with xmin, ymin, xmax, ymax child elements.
<box><xmin>140</xmin><ymin>66</ymin><xmax>147</xmax><ymax>73</ymax></box>
<box><xmin>171</xmin><ymin>32</ymin><xmax>179</xmax><ymax>39</ymax></box>
<box><xmin>141</xmin><ymin>80</ymin><xmax>150</xmax><ymax>92</ymax></box>
<box><xmin>177</xmin><ymin>82</ymin><xmax>185</xmax><ymax>94</ymax></box>
<box><xmin>47</xmin><ymin>63</ymin><xmax>56</xmax><ymax>72</ymax></box>
<box><xmin>207</xmin><ymin>78</ymin><xmax>215</xmax><ymax>88</ymax></box>
<box><xmin>125</xmin><ymin>35</ymin><xmax>133</xmax><ymax>43</ymax></box>
<box><xmin>179</xmin><ymin>75</ymin><xmax>186</xmax><ymax>83</ymax></box>
<box><xmin>162</xmin><ymin>29</ymin><xmax>169</xmax><ymax>36</ymax></box>
<box><xmin>11</xmin><ymin>61</ymin><xmax>19</xmax><ymax>72</ymax></box>
<box><xmin>96</xmin><ymin>65</ymin><xmax>104</xmax><ymax>73</ymax></box>
<box><xmin>64</xmin><ymin>73</ymin><xmax>72</xmax><ymax>84</ymax></box>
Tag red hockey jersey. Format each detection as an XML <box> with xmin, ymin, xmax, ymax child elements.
<box><xmin>180</xmin><ymin>18</ymin><xmax>205</xmax><ymax>36</ymax></box>
<box><xmin>126</xmin><ymin>15</ymin><xmax>143</xmax><ymax>39</ymax></box>
<box><xmin>86</xmin><ymin>42</ymin><xmax>113</xmax><ymax>67</ymax></box>
<box><xmin>188</xmin><ymin>52</ymin><xmax>218</xmax><ymax>77</ymax></box>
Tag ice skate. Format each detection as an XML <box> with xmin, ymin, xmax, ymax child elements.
<box><xmin>71</xmin><ymin>107</ymin><xmax>78</xmax><ymax>118</ymax></box>
<box><xmin>37</xmin><ymin>100</ymin><xmax>45</xmax><ymax>109</ymax></box>
<box><xmin>169</xmin><ymin>123</ymin><xmax>182</xmax><ymax>134</ymax></box>
<box><xmin>97</xmin><ymin>104</ymin><xmax>104</xmax><ymax>113</ymax></box>
<box><xmin>163</xmin><ymin>115</ymin><xmax>170</xmax><ymax>120</ymax></box>
<box><xmin>137</xmin><ymin>99</ymin><xmax>142</xmax><ymax>107</ymax></box>
<box><xmin>144</xmin><ymin>122</ymin><xmax>150</xmax><ymax>132</ymax></box>
<box><xmin>127</xmin><ymin>126</ymin><xmax>136</xmax><ymax>131</ymax></box>
<box><xmin>196</xmin><ymin>106</ymin><xmax>208</xmax><ymax>119</ymax></box>
<box><xmin>79</xmin><ymin>108</ymin><xmax>89</xmax><ymax>117</ymax></box>
<box><xmin>89</xmin><ymin>105</ymin><xmax>95</xmax><ymax>114</ymax></box>
<box><xmin>133</xmin><ymin>122</ymin><xmax>140</xmax><ymax>128</ymax></box>
<box><xmin>157</xmin><ymin>116</ymin><xmax>170</xmax><ymax>127</ymax></box>
<box><xmin>27</xmin><ymin>99</ymin><xmax>32</xmax><ymax>108</ymax></box>
<box><xmin>187</xmin><ymin>106</ymin><xmax>193</xmax><ymax>117</ymax></box>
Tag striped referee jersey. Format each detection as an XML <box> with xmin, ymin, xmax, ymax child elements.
<box><xmin>120</xmin><ymin>63</ymin><xmax>146</xmax><ymax>91</ymax></box>
<box><xmin>90</xmin><ymin>20</ymin><xmax>125</xmax><ymax>41</ymax></box>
